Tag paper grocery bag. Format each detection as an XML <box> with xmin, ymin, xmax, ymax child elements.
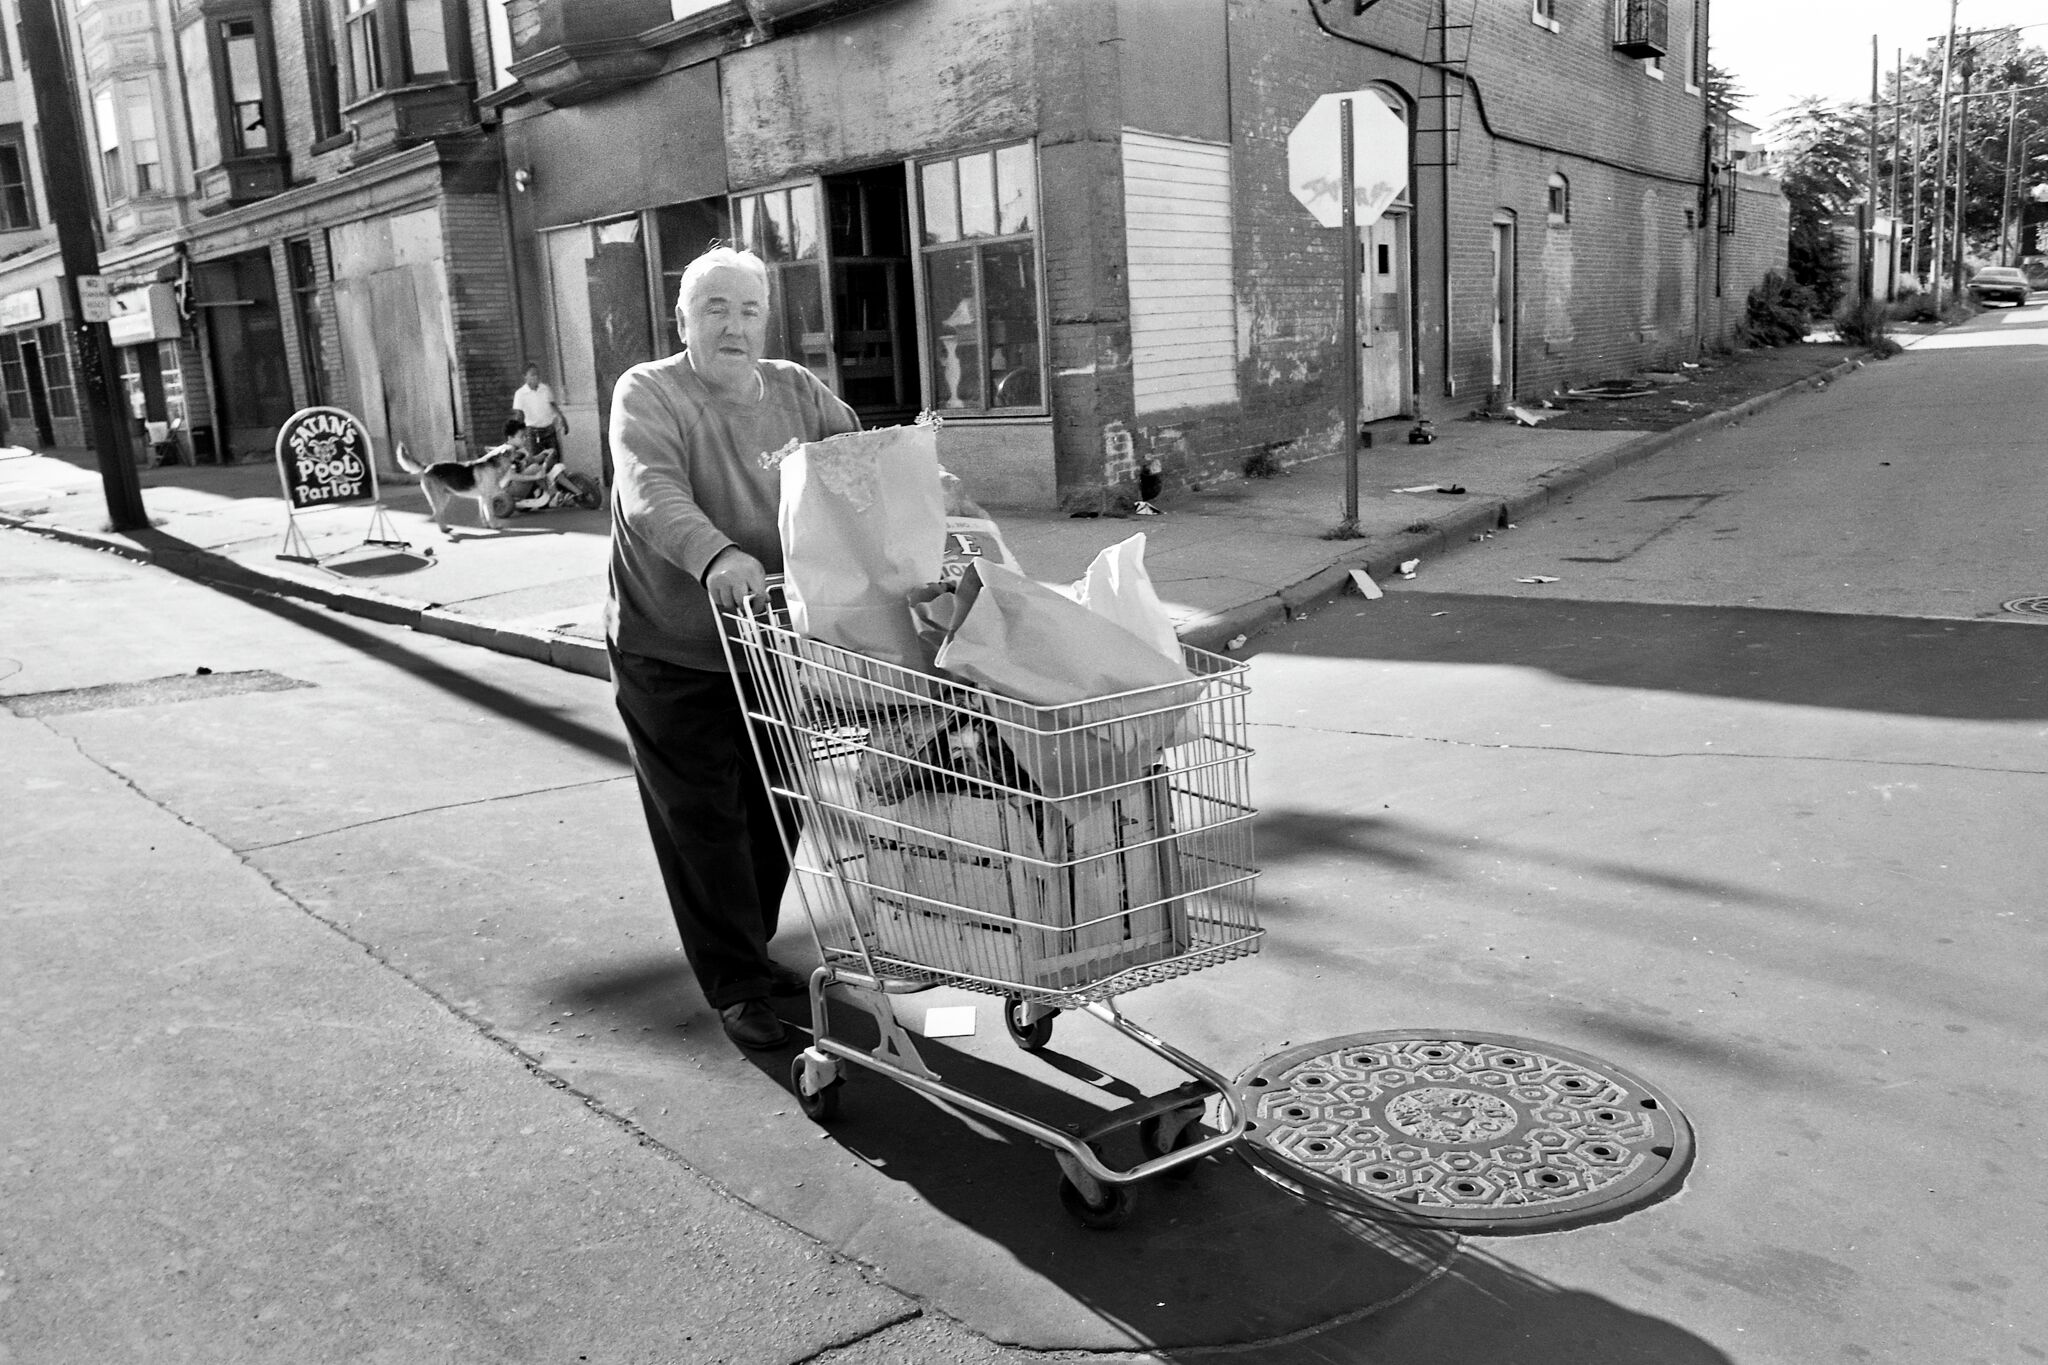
<box><xmin>1072</xmin><ymin>533</ymin><xmax>1179</xmax><ymax>663</ymax></box>
<box><xmin>779</xmin><ymin>423</ymin><xmax>944</xmax><ymax>671</ymax></box>
<box><xmin>934</xmin><ymin>560</ymin><xmax>1198</xmax><ymax>797</ymax></box>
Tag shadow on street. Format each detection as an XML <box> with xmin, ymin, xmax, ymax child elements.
<box><xmin>1264</xmin><ymin>591</ymin><xmax>2048</xmax><ymax>721</ymax></box>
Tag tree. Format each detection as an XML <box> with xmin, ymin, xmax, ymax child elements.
<box><xmin>1772</xmin><ymin>98</ymin><xmax>1866</xmax><ymax>312</ymax></box>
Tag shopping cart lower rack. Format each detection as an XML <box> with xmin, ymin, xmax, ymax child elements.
<box><xmin>721</xmin><ymin>592</ymin><xmax>1263</xmax><ymax>1228</ymax></box>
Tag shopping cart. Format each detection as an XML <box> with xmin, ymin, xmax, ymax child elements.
<box><xmin>720</xmin><ymin>587</ymin><xmax>1263</xmax><ymax>1228</ymax></box>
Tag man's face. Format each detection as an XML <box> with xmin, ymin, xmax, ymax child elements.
<box><xmin>522</xmin><ymin>367</ymin><xmax>540</xmax><ymax>388</ymax></box>
<box><xmin>679</xmin><ymin>265</ymin><xmax>769</xmax><ymax>390</ymax></box>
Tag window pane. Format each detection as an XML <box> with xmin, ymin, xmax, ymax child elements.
<box><xmin>404</xmin><ymin>0</ymin><xmax>448</xmax><ymax>78</ymax></box>
<box><xmin>787</xmin><ymin>182</ymin><xmax>818</xmax><ymax>260</ymax></box>
<box><xmin>958</xmin><ymin>152</ymin><xmax>996</xmax><ymax>238</ymax></box>
<box><xmin>736</xmin><ymin>195</ymin><xmax>759</xmax><ymax>256</ymax></box>
<box><xmin>126</xmin><ymin>83</ymin><xmax>161</xmax><ymax>189</ymax></box>
<box><xmin>981</xmin><ymin>241</ymin><xmax>1040</xmax><ymax>408</ymax></box>
<box><xmin>920</xmin><ymin>160</ymin><xmax>958</xmax><ymax>245</ymax></box>
<box><xmin>760</xmin><ymin>191</ymin><xmax>791</xmax><ymax>263</ymax></box>
<box><xmin>93</xmin><ymin>89</ymin><xmax>120</xmax><ymax>153</ymax></box>
<box><xmin>223</xmin><ymin>20</ymin><xmax>268</xmax><ymax>152</ymax></box>
<box><xmin>346</xmin><ymin>0</ymin><xmax>382</xmax><ymax>96</ymax></box>
<box><xmin>779</xmin><ymin>263</ymin><xmax>829</xmax><ymax>379</ymax></box>
<box><xmin>180</xmin><ymin>22</ymin><xmax>220</xmax><ymax>168</ymax></box>
<box><xmin>995</xmin><ymin>142</ymin><xmax>1035</xmax><ymax>235</ymax></box>
<box><xmin>0</xmin><ymin>144</ymin><xmax>30</xmax><ymax>229</ymax></box>
<box><xmin>926</xmin><ymin>248</ymin><xmax>980</xmax><ymax>409</ymax></box>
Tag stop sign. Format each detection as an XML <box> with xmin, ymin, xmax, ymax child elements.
<box><xmin>1288</xmin><ymin>91</ymin><xmax>1409</xmax><ymax>228</ymax></box>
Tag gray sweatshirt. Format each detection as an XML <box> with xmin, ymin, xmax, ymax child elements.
<box><xmin>606</xmin><ymin>353</ymin><xmax>859</xmax><ymax>670</ymax></box>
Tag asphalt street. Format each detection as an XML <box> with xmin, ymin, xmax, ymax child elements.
<box><xmin>3</xmin><ymin>306</ymin><xmax>2042</xmax><ymax>1364</ymax></box>
<box><xmin>1245</xmin><ymin>304</ymin><xmax>2048</xmax><ymax>1362</ymax></box>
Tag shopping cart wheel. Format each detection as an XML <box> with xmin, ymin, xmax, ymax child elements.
<box><xmin>790</xmin><ymin>1054</ymin><xmax>843</xmax><ymax>1122</ymax></box>
<box><xmin>1139</xmin><ymin>1105</ymin><xmax>1206</xmax><ymax>1176</ymax></box>
<box><xmin>1004</xmin><ymin>997</ymin><xmax>1055</xmax><ymax>1051</ymax></box>
<box><xmin>1058</xmin><ymin>1171</ymin><xmax>1134</xmax><ymax>1230</ymax></box>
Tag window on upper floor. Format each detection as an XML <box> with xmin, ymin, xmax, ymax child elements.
<box><xmin>1686</xmin><ymin>0</ymin><xmax>1704</xmax><ymax>91</ymax></box>
<box><xmin>94</xmin><ymin>88</ymin><xmax>124</xmax><ymax>199</ymax></box>
<box><xmin>0</xmin><ymin>17</ymin><xmax>13</xmax><ymax>80</ymax></box>
<box><xmin>1531</xmin><ymin>0</ymin><xmax>1560</xmax><ymax>34</ymax></box>
<box><xmin>177</xmin><ymin>6</ymin><xmax>280</xmax><ymax>169</ymax></box>
<box><xmin>0</xmin><ymin>127</ymin><xmax>35</xmax><ymax>230</ymax></box>
<box><xmin>1613</xmin><ymin>0</ymin><xmax>1669</xmax><ymax>59</ymax></box>
<box><xmin>126</xmin><ymin>82</ymin><xmax>163</xmax><ymax>192</ymax></box>
<box><xmin>343</xmin><ymin>0</ymin><xmax>463</xmax><ymax>100</ymax></box>
<box><xmin>1547</xmin><ymin>173</ymin><xmax>1570</xmax><ymax>225</ymax></box>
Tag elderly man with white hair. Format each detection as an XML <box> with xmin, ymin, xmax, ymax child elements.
<box><xmin>606</xmin><ymin>245</ymin><xmax>859</xmax><ymax>1050</ymax></box>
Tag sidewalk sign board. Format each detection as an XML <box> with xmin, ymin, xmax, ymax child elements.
<box><xmin>272</xmin><ymin>405</ymin><xmax>407</xmax><ymax>562</ymax></box>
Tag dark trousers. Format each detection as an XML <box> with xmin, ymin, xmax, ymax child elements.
<box><xmin>610</xmin><ymin>646</ymin><xmax>793</xmax><ymax>1009</ymax></box>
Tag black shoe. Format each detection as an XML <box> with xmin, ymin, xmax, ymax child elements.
<box><xmin>720</xmin><ymin>999</ymin><xmax>788</xmax><ymax>1050</ymax></box>
<box><xmin>767</xmin><ymin>961</ymin><xmax>809</xmax><ymax>997</ymax></box>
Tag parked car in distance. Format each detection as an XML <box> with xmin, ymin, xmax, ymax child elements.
<box><xmin>1967</xmin><ymin>266</ymin><xmax>2032</xmax><ymax>306</ymax></box>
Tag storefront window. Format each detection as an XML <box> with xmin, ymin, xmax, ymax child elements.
<box><xmin>158</xmin><ymin>341</ymin><xmax>188</xmax><ymax>426</ymax></box>
<box><xmin>37</xmin><ymin>325</ymin><xmax>76</xmax><ymax>420</ymax></box>
<box><xmin>918</xmin><ymin>142</ymin><xmax>1043</xmax><ymax>413</ymax></box>
<box><xmin>730</xmin><ymin>184</ymin><xmax>829</xmax><ymax>381</ymax></box>
<box><xmin>0</xmin><ymin>334</ymin><xmax>29</xmax><ymax>422</ymax></box>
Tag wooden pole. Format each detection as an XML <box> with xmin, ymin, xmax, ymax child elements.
<box><xmin>17</xmin><ymin>0</ymin><xmax>145</xmax><ymax>530</ymax></box>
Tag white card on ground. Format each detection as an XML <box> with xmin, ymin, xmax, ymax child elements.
<box><xmin>923</xmin><ymin>1005</ymin><xmax>978</xmax><ymax>1038</ymax></box>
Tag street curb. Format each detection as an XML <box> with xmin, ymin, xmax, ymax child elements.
<box><xmin>0</xmin><ymin>510</ymin><xmax>612</xmax><ymax>681</ymax></box>
<box><xmin>1194</xmin><ymin>349</ymin><xmax>1872</xmax><ymax>649</ymax></box>
<box><xmin>4</xmin><ymin>348</ymin><xmax>1868</xmax><ymax>674</ymax></box>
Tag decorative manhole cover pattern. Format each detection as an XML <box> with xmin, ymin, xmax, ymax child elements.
<box><xmin>2001</xmin><ymin>597</ymin><xmax>2048</xmax><ymax>618</ymax></box>
<box><xmin>1236</xmin><ymin>1031</ymin><xmax>1694</xmax><ymax>1235</ymax></box>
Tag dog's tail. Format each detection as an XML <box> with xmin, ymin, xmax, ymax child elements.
<box><xmin>392</xmin><ymin>441</ymin><xmax>425</xmax><ymax>475</ymax></box>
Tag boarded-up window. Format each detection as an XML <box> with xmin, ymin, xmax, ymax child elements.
<box><xmin>1122</xmin><ymin>131</ymin><xmax>1236</xmax><ymax>415</ymax></box>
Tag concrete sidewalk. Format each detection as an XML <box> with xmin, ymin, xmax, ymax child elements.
<box><xmin>0</xmin><ymin>347</ymin><xmax>1865</xmax><ymax>676</ymax></box>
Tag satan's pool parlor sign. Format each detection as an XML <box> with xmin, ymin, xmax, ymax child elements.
<box><xmin>276</xmin><ymin>406</ymin><xmax>378</xmax><ymax>510</ymax></box>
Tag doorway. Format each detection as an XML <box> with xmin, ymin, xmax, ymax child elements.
<box><xmin>825</xmin><ymin>167</ymin><xmax>920</xmax><ymax>425</ymax></box>
<box><xmin>194</xmin><ymin>250</ymin><xmax>296</xmax><ymax>459</ymax></box>
<box><xmin>1491</xmin><ymin>214</ymin><xmax>1518</xmax><ymax>402</ymax></box>
<box><xmin>17</xmin><ymin>336</ymin><xmax>55</xmax><ymax>447</ymax></box>
<box><xmin>1358</xmin><ymin>208</ymin><xmax>1412</xmax><ymax>421</ymax></box>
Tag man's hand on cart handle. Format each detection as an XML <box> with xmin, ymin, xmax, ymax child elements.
<box><xmin>705</xmin><ymin>545</ymin><xmax>769</xmax><ymax>613</ymax></box>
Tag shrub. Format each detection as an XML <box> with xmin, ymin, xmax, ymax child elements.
<box><xmin>1835</xmin><ymin>298</ymin><xmax>1888</xmax><ymax>347</ymax></box>
<box><xmin>1737</xmin><ymin>269</ymin><xmax>1816</xmax><ymax>347</ymax></box>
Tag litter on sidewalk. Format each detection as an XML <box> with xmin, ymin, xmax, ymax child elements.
<box><xmin>1348</xmin><ymin>568</ymin><xmax>1383</xmax><ymax>599</ymax></box>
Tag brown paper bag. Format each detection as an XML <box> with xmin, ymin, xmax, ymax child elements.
<box><xmin>778</xmin><ymin>423</ymin><xmax>944</xmax><ymax>671</ymax></box>
<box><xmin>933</xmin><ymin>559</ymin><xmax>1199</xmax><ymax>797</ymax></box>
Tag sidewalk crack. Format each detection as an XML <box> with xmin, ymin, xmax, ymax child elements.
<box><xmin>1254</xmin><ymin>721</ymin><xmax>2048</xmax><ymax>778</ymax></box>
<box><xmin>234</xmin><ymin>773</ymin><xmax>630</xmax><ymax>853</ymax></box>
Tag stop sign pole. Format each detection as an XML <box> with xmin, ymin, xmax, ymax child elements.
<box><xmin>1339</xmin><ymin>99</ymin><xmax>1358</xmax><ymax>523</ymax></box>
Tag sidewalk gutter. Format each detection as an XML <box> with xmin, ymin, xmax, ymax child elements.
<box><xmin>1172</xmin><ymin>350</ymin><xmax>1870</xmax><ymax>653</ymax></box>
<box><xmin>1</xmin><ymin>350</ymin><xmax>1868</xmax><ymax>676</ymax></box>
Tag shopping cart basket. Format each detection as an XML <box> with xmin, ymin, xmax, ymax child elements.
<box><xmin>720</xmin><ymin>586</ymin><xmax>1263</xmax><ymax>1228</ymax></box>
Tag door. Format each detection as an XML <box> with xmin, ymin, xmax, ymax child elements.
<box><xmin>1491</xmin><ymin>215</ymin><xmax>1518</xmax><ymax>401</ymax></box>
<box><xmin>1358</xmin><ymin>209</ymin><xmax>1412</xmax><ymax>420</ymax></box>
<box><xmin>19</xmin><ymin>338</ymin><xmax>54</xmax><ymax>447</ymax></box>
<box><xmin>826</xmin><ymin>168</ymin><xmax>921</xmax><ymax>425</ymax></box>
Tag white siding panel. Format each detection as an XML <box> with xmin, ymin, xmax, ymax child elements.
<box><xmin>1122</xmin><ymin>130</ymin><xmax>1237</xmax><ymax>416</ymax></box>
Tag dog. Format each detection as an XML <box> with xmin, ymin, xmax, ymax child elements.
<box><xmin>394</xmin><ymin>441</ymin><xmax>516</xmax><ymax>533</ymax></box>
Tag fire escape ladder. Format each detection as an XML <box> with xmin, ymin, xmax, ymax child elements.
<box><xmin>1415</xmin><ymin>0</ymin><xmax>1477</xmax><ymax>169</ymax></box>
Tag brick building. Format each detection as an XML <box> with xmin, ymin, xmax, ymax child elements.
<box><xmin>0</xmin><ymin>0</ymin><xmax>520</xmax><ymax>475</ymax></box>
<box><xmin>494</xmin><ymin>0</ymin><xmax>1787</xmax><ymax>508</ymax></box>
<box><xmin>2</xmin><ymin>0</ymin><xmax>1788</xmax><ymax>507</ymax></box>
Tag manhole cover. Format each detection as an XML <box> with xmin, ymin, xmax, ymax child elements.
<box><xmin>1236</xmin><ymin>1031</ymin><xmax>1693</xmax><ymax>1235</ymax></box>
<box><xmin>2001</xmin><ymin>596</ymin><xmax>2048</xmax><ymax>617</ymax></box>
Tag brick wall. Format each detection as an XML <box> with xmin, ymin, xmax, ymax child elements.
<box><xmin>1698</xmin><ymin>172</ymin><xmax>1791</xmax><ymax>347</ymax></box>
<box><xmin>1120</xmin><ymin>0</ymin><xmax>1720</xmax><ymax>493</ymax></box>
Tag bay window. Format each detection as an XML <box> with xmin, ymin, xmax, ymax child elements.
<box><xmin>918</xmin><ymin>141</ymin><xmax>1044</xmax><ymax>412</ymax></box>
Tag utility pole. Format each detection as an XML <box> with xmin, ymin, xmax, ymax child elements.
<box><xmin>1951</xmin><ymin>36</ymin><xmax>1975</xmax><ymax>300</ymax></box>
<box><xmin>1866</xmin><ymin>35</ymin><xmax>1880</xmax><ymax>300</ymax></box>
<box><xmin>1908</xmin><ymin>115</ymin><xmax>1922</xmax><ymax>283</ymax></box>
<box><xmin>17</xmin><ymin>0</ymin><xmax>145</xmax><ymax>531</ymax></box>
<box><xmin>1890</xmin><ymin>49</ymin><xmax>1903</xmax><ymax>271</ymax></box>
<box><xmin>1931</xmin><ymin>1</ymin><xmax>1958</xmax><ymax>306</ymax></box>
<box><xmin>2002</xmin><ymin>85</ymin><xmax>2020</xmax><ymax>265</ymax></box>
